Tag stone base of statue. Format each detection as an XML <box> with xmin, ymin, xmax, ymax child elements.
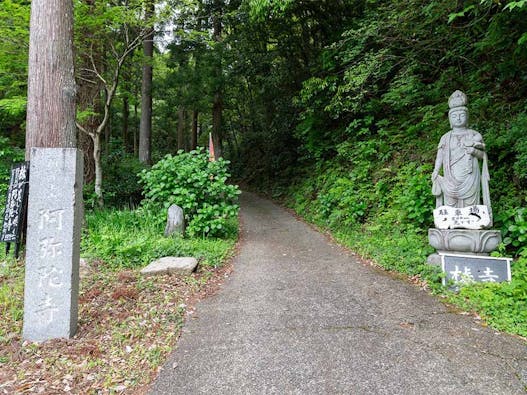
<box><xmin>427</xmin><ymin>228</ymin><xmax>502</xmax><ymax>265</ymax></box>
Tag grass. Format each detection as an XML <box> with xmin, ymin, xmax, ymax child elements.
<box><xmin>446</xmin><ymin>256</ymin><xmax>527</xmax><ymax>337</ymax></box>
<box><xmin>0</xmin><ymin>258</ymin><xmax>24</xmax><ymax>344</ymax></box>
<box><xmin>82</xmin><ymin>206</ymin><xmax>238</xmax><ymax>269</ymax></box>
<box><xmin>0</xmin><ymin>205</ymin><xmax>238</xmax><ymax>393</ymax></box>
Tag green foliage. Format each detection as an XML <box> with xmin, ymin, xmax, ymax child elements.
<box><xmin>498</xmin><ymin>205</ymin><xmax>527</xmax><ymax>255</ymax></box>
<box><xmin>448</xmin><ymin>255</ymin><xmax>527</xmax><ymax>337</ymax></box>
<box><xmin>81</xmin><ymin>206</ymin><xmax>238</xmax><ymax>270</ymax></box>
<box><xmin>0</xmin><ymin>0</ymin><xmax>29</xmax><ymax>97</ymax></box>
<box><xmin>392</xmin><ymin>164</ymin><xmax>434</xmax><ymax>230</ymax></box>
<box><xmin>83</xmin><ymin>150</ymin><xmax>146</xmax><ymax>209</ymax></box>
<box><xmin>0</xmin><ymin>136</ymin><xmax>25</xmax><ymax>209</ymax></box>
<box><xmin>504</xmin><ymin>0</ymin><xmax>527</xmax><ymax>10</ymax></box>
<box><xmin>139</xmin><ymin>149</ymin><xmax>240</xmax><ymax>237</ymax></box>
<box><xmin>0</xmin><ymin>0</ymin><xmax>29</xmax><ymax>137</ymax></box>
<box><xmin>247</xmin><ymin>0</ymin><xmax>295</xmax><ymax>19</ymax></box>
<box><xmin>103</xmin><ymin>150</ymin><xmax>147</xmax><ymax>208</ymax></box>
<box><xmin>0</xmin><ymin>97</ymin><xmax>26</xmax><ymax>133</ymax></box>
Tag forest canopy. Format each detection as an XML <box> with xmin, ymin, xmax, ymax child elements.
<box><xmin>0</xmin><ymin>0</ymin><xmax>527</xmax><ymax>335</ymax></box>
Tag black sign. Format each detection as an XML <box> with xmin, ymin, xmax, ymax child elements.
<box><xmin>441</xmin><ymin>254</ymin><xmax>511</xmax><ymax>285</ymax></box>
<box><xmin>1</xmin><ymin>162</ymin><xmax>29</xmax><ymax>244</ymax></box>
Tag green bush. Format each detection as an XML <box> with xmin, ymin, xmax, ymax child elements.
<box><xmin>0</xmin><ymin>97</ymin><xmax>26</xmax><ymax>135</ymax></box>
<box><xmin>81</xmin><ymin>207</ymin><xmax>238</xmax><ymax>269</ymax></box>
<box><xmin>139</xmin><ymin>149</ymin><xmax>240</xmax><ymax>237</ymax></box>
<box><xmin>104</xmin><ymin>151</ymin><xmax>146</xmax><ymax>208</ymax></box>
<box><xmin>317</xmin><ymin>177</ymin><xmax>369</xmax><ymax>227</ymax></box>
<box><xmin>392</xmin><ymin>163</ymin><xmax>434</xmax><ymax>230</ymax></box>
<box><xmin>498</xmin><ymin>205</ymin><xmax>527</xmax><ymax>256</ymax></box>
<box><xmin>83</xmin><ymin>151</ymin><xmax>147</xmax><ymax>209</ymax></box>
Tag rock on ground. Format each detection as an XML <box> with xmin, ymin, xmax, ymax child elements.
<box><xmin>141</xmin><ymin>257</ymin><xmax>198</xmax><ymax>276</ymax></box>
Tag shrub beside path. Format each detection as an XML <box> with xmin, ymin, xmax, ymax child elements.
<box><xmin>150</xmin><ymin>192</ymin><xmax>527</xmax><ymax>394</ymax></box>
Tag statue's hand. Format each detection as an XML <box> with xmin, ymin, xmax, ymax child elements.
<box><xmin>466</xmin><ymin>147</ymin><xmax>475</xmax><ymax>155</ymax></box>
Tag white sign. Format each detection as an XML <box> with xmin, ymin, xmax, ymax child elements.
<box><xmin>433</xmin><ymin>205</ymin><xmax>491</xmax><ymax>230</ymax></box>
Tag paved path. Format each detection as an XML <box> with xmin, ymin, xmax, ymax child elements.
<box><xmin>150</xmin><ymin>193</ymin><xmax>527</xmax><ymax>394</ymax></box>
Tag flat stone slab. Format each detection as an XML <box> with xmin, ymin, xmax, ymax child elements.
<box><xmin>141</xmin><ymin>257</ymin><xmax>198</xmax><ymax>276</ymax></box>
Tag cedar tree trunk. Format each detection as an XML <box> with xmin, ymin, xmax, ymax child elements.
<box><xmin>138</xmin><ymin>0</ymin><xmax>154</xmax><ymax>165</ymax></box>
<box><xmin>25</xmin><ymin>0</ymin><xmax>76</xmax><ymax>159</ymax></box>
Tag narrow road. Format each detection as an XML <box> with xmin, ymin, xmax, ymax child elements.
<box><xmin>150</xmin><ymin>192</ymin><xmax>527</xmax><ymax>394</ymax></box>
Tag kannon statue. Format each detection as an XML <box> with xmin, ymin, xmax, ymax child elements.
<box><xmin>431</xmin><ymin>90</ymin><xmax>492</xmax><ymax>219</ymax></box>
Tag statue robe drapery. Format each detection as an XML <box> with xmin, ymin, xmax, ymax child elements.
<box><xmin>432</xmin><ymin>129</ymin><xmax>491</xmax><ymax>215</ymax></box>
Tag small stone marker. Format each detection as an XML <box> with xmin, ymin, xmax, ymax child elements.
<box><xmin>141</xmin><ymin>257</ymin><xmax>198</xmax><ymax>276</ymax></box>
<box><xmin>433</xmin><ymin>205</ymin><xmax>491</xmax><ymax>230</ymax></box>
<box><xmin>164</xmin><ymin>204</ymin><xmax>185</xmax><ymax>236</ymax></box>
<box><xmin>23</xmin><ymin>148</ymin><xmax>83</xmax><ymax>342</ymax></box>
<box><xmin>441</xmin><ymin>253</ymin><xmax>511</xmax><ymax>286</ymax></box>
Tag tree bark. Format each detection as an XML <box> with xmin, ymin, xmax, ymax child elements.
<box><xmin>104</xmin><ymin>100</ymin><xmax>111</xmax><ymax>155</ymax></box>
<box><xmin>212</xmin><ymin>93</ymin><xmax>223</xmax><ymax>158</ymax></box>
<box><xmin>91</xmin><ymin>133</ymin><xmax>103</xmax><ymax>207</ymax></box>
<box><xmin>133</xmin><ymin>102</ymin><xmax>138</xmax><ymax>156</ymax></box>
<box><xmin>138</xmin><ymin>0</ymin><xmax>154</xmax><ymax>165</ymax></box>
<box><xmin>177</xmin><ymin>106</ymin><xmax>186</xmax><ymax>151</ymax></box>
<box><xmin>25</xmin><ymin>0</ymin><xmax>76</xmax><ymax>159</ymax></box>
<box><xmin>122</xmin><ymin>95</ymin><xmax>129</xmax><ymax>152</ymax></box>
<box><xmin>75</xmin><ymin>0</ymin><xmax>102</xmax><ymax>183</ymax></box>
<box><xmin>191</xmin><ymin>110</ymin><xmax>198</xmax><ymax>150</ymax></box>
<box><xmin>211</xmin><ymin>0</ymin><xmax>223</xmax><ymax>158</ymax></box>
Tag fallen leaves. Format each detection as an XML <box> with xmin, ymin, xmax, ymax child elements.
<box><xmin>0</xmin><ymin>259</ymin><xmax>233</xmax><ymax>394</ymax></box>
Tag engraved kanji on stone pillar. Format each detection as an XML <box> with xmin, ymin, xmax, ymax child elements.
<box><xmin>23</xmin><ymin>148</ymin><xmax>83</xmax><ymax>341</ymax></box>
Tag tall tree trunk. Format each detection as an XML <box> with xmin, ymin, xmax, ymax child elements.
<box><xmin>212</xmin><ymin>94</ymin><xmax>222</xmax><ymax>158</ymax></box>
<box><xmin>122</xmin><ymin>95</ymin><xmax>129</xmax><ymax>152</ymax></box>
<box><xmin>25</xmin><ymin>0</ymin><xmax>76</xmax><ymax>159</ymax></box>
<box><xmin>211</xmin><ymin>0</ymin><xmax>223</xmax><ymax>158</ymax></box>
<box><xmin>91</xmin><ymin>134</ymin><xmax>103</xmax><ymax>207</ymax></box>
<box><xmin>177</xmin><ymin>106</ymin><xmax>186</xmax><ymax>151</ymax></box>
<box><xmin>78</xmin><ymin>129</ymin><xmax>95</xmax><ymax>183</ymax></box>
<box><xmin>138</xmin><ymin>0</ymin><xmax>154</xmax><ymax>165</ymax></box>
<box><xmin>76</xmin><ymin>0</ymin><xmax>102</xmax><ymax>184</ymax></box>
<box><xmin>104</xmin><ymin>101</ymin><xmax>111</xmax><ymax>155</ymax></box>
<box><xmin>191</xmin><ymin>110</ymin><xmax>198</xmax><ymax>150</ymax></box>
<box><xmin>133</xmin><ymin>102</ymin><xmax>138</xmax><ymax>156</ymax></box>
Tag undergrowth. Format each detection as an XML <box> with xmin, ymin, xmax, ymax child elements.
<box><xmin>0</xmin><ymin>205</ymin><xmax>238</xmax><ymax>344</ymax></box>
<box><xmin>82</xmin><ymin>206</ymin><xmax>238</xmax><ymax>270</ymax></box>
<box><xmin>447</xmin><ymin>255</ymin><xmax>527</xmax><ymax>337</ymax></box>
<box><xmin>0</xmin><ymin>202</ymin><xmax>239</xmax><ymax>393</ymax></box>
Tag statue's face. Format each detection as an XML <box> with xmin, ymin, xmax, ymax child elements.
<box><xmin>449</xmin><ymin>109</ymin><xmax>468</xmax><ymax>128</ymax></box>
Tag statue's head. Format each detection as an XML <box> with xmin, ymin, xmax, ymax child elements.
<box><xmin>448</xmin><ymin>90</ymin><xmax>469</xmax><ymax>128</ymax></box>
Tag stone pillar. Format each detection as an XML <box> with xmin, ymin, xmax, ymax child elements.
<box><xmin>23</xmin><ymin>148</ymin><xmax>83</xmax><ymax>341</ymax></box>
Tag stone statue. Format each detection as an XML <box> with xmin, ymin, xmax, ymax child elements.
<box><xmin>431</xmin><ymin>90</ymin><xmax>492</xmax><ymax>223</ymax></box>
<box><xmin>428</xmin><ymin>91</ymin><xmax>501</xmax><ymax>261</ymax></box>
